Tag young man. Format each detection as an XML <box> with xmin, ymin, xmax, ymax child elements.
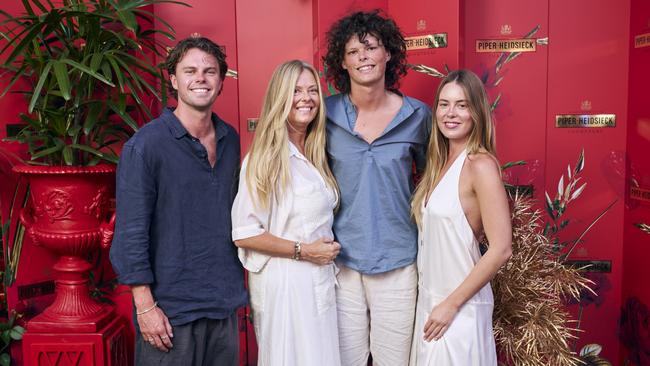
<box><xmin>324</xmin><ymin>11</ymin><xmax>432</xmax><ymax>366</ymax></box>
<box><xmin>110</xmin><ymin>36</ymin><xmax>247</xmax><ymax>366</ymax></box>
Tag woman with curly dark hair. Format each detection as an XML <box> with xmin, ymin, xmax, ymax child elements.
<box><xmin>324</xmin><ymin>10</ymin><xmax>432</xmax><ymax>366</ymax></box>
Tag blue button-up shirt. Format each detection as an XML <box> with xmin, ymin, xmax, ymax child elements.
<box><xmin>110</xmin><ymin>108</ymin><xmax>247</xmax><ymax>326</ymax></box>
<box><xmin>326</xmin><ymin>93</ymin><xmax>431</xmax><ymax>274</ymax></box>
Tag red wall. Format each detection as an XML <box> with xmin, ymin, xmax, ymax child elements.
<box><xmin>622</xmin><ymin>0</ymin><xmax>650</xmax><ymax>364</ymax></box>
<box><xmin>2</xmin><ymin>1</ymin><xmax>649</xmax><ymax>365</ymax></box>
<box><xmin>546</xmin><ymin>0</ymin><xmax>629</xmax><ymax>360</ymax></box>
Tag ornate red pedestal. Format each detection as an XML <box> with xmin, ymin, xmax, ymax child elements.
<box><xmin>13</xmin><ymin>165</ymin><xmax>129</xmax><ymax>366</ymax></box>
<box><xmin>22</xmin><ymin>317</ymin><xmax>129</xmax><ymax>366</ymax></box>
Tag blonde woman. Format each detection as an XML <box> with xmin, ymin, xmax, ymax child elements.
<box><xmin>409</xmin><ymin>70</ymin><xmax>512</xmax><ymax>365</ymax></box>
<box><xmin>231</xmin><ymin>60</ymin><xmax>341</xmax><ymax>366</ymax></box>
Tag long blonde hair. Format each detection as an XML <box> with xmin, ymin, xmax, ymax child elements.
<box><xmin>411</xmin><ymin>69</ymin><xmax>496</xmax><ymax>226</ymax></box>
<box><xmin>245</xmin><ymin>60</ymin><xmax>339</xmax><ymax>209</ymax></box>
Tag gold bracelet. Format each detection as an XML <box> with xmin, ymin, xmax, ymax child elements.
<box><xmin>136</xmin><ymin>301</ymin><xmax>158</xmax><ymax>315</ymax></box>
<box><xmin>293</xmin><ymin>241</ymin><xmax>302</xmax><ymax>261</ymax></box>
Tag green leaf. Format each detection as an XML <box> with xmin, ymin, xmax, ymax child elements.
<box><xmin>580</xmin><ymin>343</ymin><xmax>602</xmax><ymax>357</ymax></box>
<box><xmin>30</xmin><ymin>141</ymin><xmax>63</xmax><ymax>160</ymax></box>
<box><xmin>0</xmin><ymin>332</ymin><xmax>9</xmax><ymax>345</ymax></box>
<box><xmin>52</xmin><ymin>60</ymin><xmax>71</xmax><ymax>100</ymax></box>
<box><xmin>490</xmin><ymin>93</ymin><xmax>501</xmax><ymax>112</ymax></box>
<box><xmin>501</xmin><ymin>160</ymin><xmax>526</xmax><ymax>170</ymax></box>
<box><xmin>60</xmin><ymin>59</ymin><xmax>115</xmax><ymax>86</ymax></box>
<box><xmin>28</xmin><ymin>60</ymin><xmax>54</xmax><ymax>113</ymax></box>
<box><xmin>0</xmin><ymin>352</ymin><xmax>9</xmax><ymax>366</ymax></box>
<box><xmin>83</xmin><ymin>102</ymin><xmax>103</xmax><ymax>135</ymax></box>
<box><xmin>0</xmin><ymin>63</ymin><xmax>28</xmax><ymax>98</ymax></box>
<box><xmin>9</xmin><ymin>325</ymin><xmax>25</xmax><ymax>340</ymax></box>
<box><xmin>106</xmin><ymin>101</ymin><xmax>138</xmax><ymax>132</ymax></box>
<box><xmin>560</xmin><ymin>220</ymin><xmax>569</xmax><ymax>229</ymax></box>
<box><xmin>89</xmin><ymin>53</ymin><xmax>103</xmax><ymax>72</ymax></box>
<box><xmin>71</xmin><ymin>142</ymin><xmax>104</xmax><ymax>157</ymax></box>
<box><xmin>62</xmin><ymin>145</ymin><xmax>73</xmax><ymax>165</ymax></box>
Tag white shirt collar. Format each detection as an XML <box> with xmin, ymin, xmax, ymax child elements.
<box><xmin>288</xmin><ymin>140</ymin><xmax>308</xmax><ymax>161</ymax></box>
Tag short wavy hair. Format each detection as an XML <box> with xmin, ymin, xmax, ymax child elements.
<box><xmin>165</xmin><ymin>36</ymin><xmax>228</xmax><ymax>98</ymax></box>
<box><xmin>324</xmin><ymin>10</ymin><xmax>407</xmax><ymax>94</ymax></box>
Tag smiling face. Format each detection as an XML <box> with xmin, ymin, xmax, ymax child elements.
<box><xmin>170</xmin><ymin>48</ymin><xmax>223</xmax><ymax>112</ymax></box>
<box><xmin>287</xmin><ymin>69</ymin><xmax>320</xmax><ymax>131</ymax></box>
<box><xmin>341</xmin><ymin>33</ymin><xmax>391</xmax><ymax>89</ymax></box>
<box><xmin>435</xmin><ymin>81</ymin><xmax>474</xmax><ymax>145</ymax></box>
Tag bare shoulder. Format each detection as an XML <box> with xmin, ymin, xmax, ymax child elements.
<box><xmin>465</xmin><ymin>151</ymin><xmax>501</xmax><ymax>178</ymax></box>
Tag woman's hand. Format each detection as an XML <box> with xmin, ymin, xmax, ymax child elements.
<box><xmin>301</xmin><ymin>238</ymin><xmax>341</xmax><ymax>265</ymax></box>
<box><xmin>423</xmin><ymin>299</ymin><xmax>459</xmax><ymax>342</ymax></box>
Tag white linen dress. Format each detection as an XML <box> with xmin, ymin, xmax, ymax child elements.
<box><xmin>231</xmin><ymin>142</ymin><xmax>341</xmax><ymax>366</ymax></box>
<box><xmin>410</xmin><ymin>150</ymin><xmax>497</xmax><ymax>366</ymax></box>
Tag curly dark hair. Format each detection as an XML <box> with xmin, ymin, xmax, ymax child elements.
<box><xmin>165</xmin><ymin>36</ymin><xmax>228</xmax><ymax>98</ymax></box>
<box><xmin>324</xmin><ymin>10</ymin><xmax>407</xmax><ymax>94</ymax></box>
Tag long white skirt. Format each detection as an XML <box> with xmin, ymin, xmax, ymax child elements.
<box><xmin>248</xmin><ymin>257</ymin><xmax>341</xmax><ymax>366</ymax></box>
<box><xmin>410</xmin><ymin>288</ymin><xmax>497</xmax><ymax>366</ymax></box>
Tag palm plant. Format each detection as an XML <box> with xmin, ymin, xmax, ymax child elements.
<box><xmin>0</xmin><ymin>0</ymin><xmax>189</xmax><ymax>165</ymax></box>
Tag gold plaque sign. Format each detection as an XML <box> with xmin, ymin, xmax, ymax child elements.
<box><xmin>630</xmin><ymin>186</ymin><xmax>650</xmax><ymax>203</ymax></box>
<box><xmin>555</xmin><ymin>114</ymin><xmax>616</xmax><ymax>128</ymax></box>
<box><xmin>475</xmin><ymin>39</ymin><xmax>536</xmax><ymax>53</ymax></box>
<box><xmin>247</xmin><ymin>118</ymin><xmax>258</xmax><ymax>132</ymax></box>
<box><xmin>405</xmin><ymin>34</ymin><xmax>448</xmax><ymax>50</ymax></box>
<box><xmin>635</xmin><ymin>32</ymin><xmax>650</xmax><ymax>48</ymax></box>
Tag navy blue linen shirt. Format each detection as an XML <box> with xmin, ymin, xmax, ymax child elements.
<box><xmin>110</xmin><ymin>108</ymin><xmax>247</xmax><ymax>326</ymax></box>
<box><xmin>326</xmin><ymin>93</ymin><xmax>431</xmax><ymax>274</ymax></box>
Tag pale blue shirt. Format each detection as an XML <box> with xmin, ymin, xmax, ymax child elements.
<box><xmin>326</xmin><ymin>93</ymin><xmax>432</xmax><ymax>274</ymax></box>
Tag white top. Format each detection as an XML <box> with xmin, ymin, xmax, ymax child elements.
<box><xmin>410</xmin><ymin>149</ymin><xmax>496</xmax><ymax>366</ymax></box>
<box><xmin>231</xmin><ymin>142</ymin><xmax>337</xmax><ymax>272</ymax></box>
<box><xmin>418</xmin><ymin>149</ymin><xmax>493</xmax><ymax>304</ymax></box>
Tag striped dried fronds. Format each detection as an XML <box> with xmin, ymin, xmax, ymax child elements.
<box><xmin>407</xmin><ymin>63</ymin><xmax>446</xmax><ymax>78</ymax></box>
<box><xmin>635</xmin><ymin>222</ymin><xmax>650</xmax><ymax>235</ymax></box>
<box><xmin>490</xmin><ymin>193</ymin><xmax>593</xmax><ymax>366</ymax></box>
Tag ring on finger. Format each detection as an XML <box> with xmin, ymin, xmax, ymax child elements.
<box><xmin>161</xmin><ymin>335</ymin><xmax>168</xmax><ymax>339</ymax></box>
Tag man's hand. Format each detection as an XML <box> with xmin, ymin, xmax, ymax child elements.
<box><xmin>132</xmin><ymin>285</ymin><xmax>174</xmax><ymax>352</ymax></box>
<box><xmin>137</xmin><ymin>305</ymin><xmax>174</xmax><ymax>352</ymax></box>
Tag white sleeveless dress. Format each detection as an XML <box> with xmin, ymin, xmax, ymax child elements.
<box><xmin>410</xmin><ymin>150</ymin><xmax>497</xmax><ymax>366</ymax></box>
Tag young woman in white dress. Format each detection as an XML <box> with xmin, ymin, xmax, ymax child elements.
<box><xmin>231</xmin><ymin>60</ymin><xmax>341</xmax><ymax>366</ymax></box>
<box><xmin>409</xmin><ymin>69</ymin><xmax>513</xmax><ymax>365</ymax></box>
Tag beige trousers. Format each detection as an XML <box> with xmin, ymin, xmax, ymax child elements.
<box><xmin>336</xmin><ymin>263</ymin><xmax>418</xmax><ymax>366</ymax></box>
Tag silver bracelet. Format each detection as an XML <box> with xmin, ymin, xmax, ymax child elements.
<box><xmin>136</xmin><ymin>301</ymin><xmax>158</xmax><ymax>315</ymax></box>
<box><xmin>293</xmin><ymin>241</ymin><xmax>302</xmax><ymax>261</ymax></box>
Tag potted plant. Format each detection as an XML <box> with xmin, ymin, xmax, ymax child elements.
<box><xmin>0</xmin><ymin>0</ymin><xmax>187</xmax><ymax>331</ymax></box>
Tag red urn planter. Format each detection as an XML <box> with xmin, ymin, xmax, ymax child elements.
<box><xmin>13</xmin><ymin>164</ymin><xmax>117</xmax><ymax>332</ymax></box>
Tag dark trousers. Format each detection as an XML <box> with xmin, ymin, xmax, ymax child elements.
<box><xmin>135</xmin><ymin>313</ymin><xmax>239</xmax><ymax>366</ymax></box>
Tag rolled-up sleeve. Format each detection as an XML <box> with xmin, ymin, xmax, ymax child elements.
<box><xmin>109</xmin><ymin>144</ymin><xmax>157</xmax><ymax>285</ymax></box>
<box><xmin>231</xmin><ymin>157</ymin><xmax>268</xmax><ymax>241</ymax></box>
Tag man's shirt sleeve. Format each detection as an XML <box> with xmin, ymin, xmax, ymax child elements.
<box><xmin>415</xmin><ymin>106</ymin><xmax>433</xmax><ymax>174</ymax></box>
<box><xmin>109</xmin><ymin>144</ymin><xmax>157</xmax><ymax>285</ymax></box>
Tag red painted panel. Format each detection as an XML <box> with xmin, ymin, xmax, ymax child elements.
<box><xmin>547</xmin><ymin>0</ymin><xmax>630</xmax><ymax>361</ymax></box>
<box><xmin>389</xmin><ymin>0</ymin><xmax>462</xmax><ymax>106</ymax></box>
<box><xmin>235</xmin><ymin>0</ymin><xmax>315</xmax><ymax>154</ymax></box>
<box><xmin>464</xmin><ymin>0</ymin><xmax>549</xmax><ymax>198</ymax></box>
<box><xmin>622</xmin><ymin>0</ymin><xmax>650</xmax><ymax>365</ymax></box>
